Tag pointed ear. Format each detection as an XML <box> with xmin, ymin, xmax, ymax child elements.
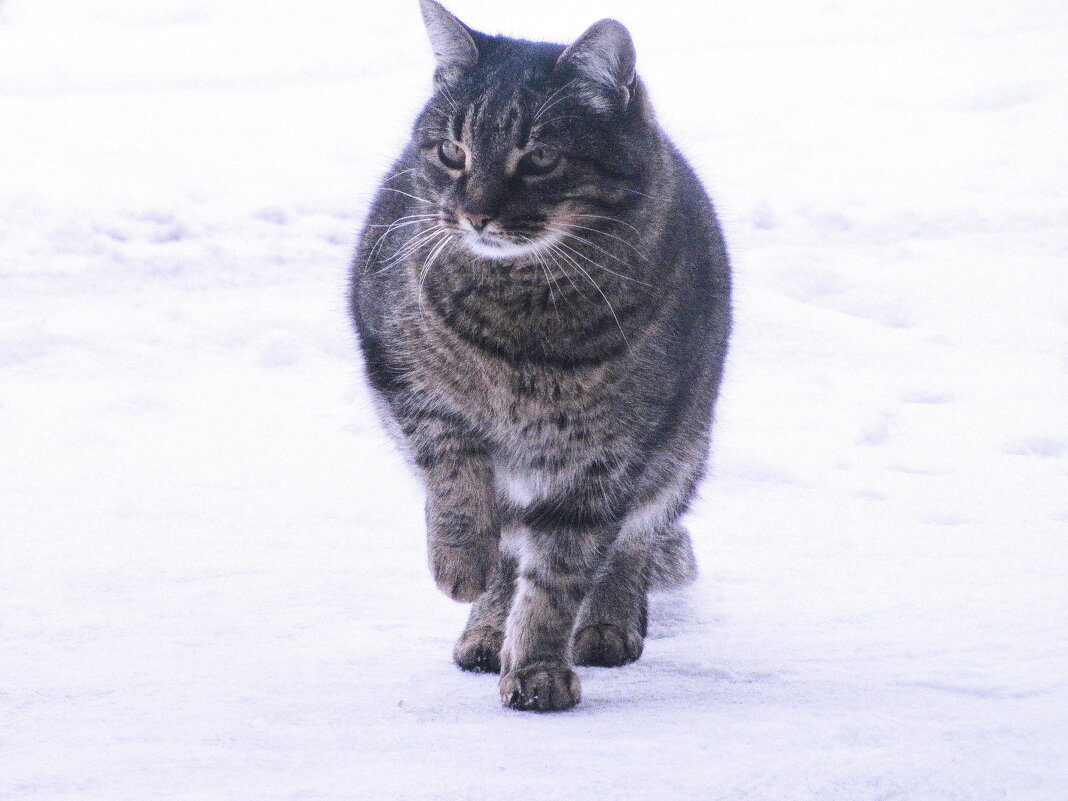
<box><xmin>556</xmin><ymin>19</ymin><xmax>637</xmax><ymax>112</ymax></box>
<box><xmin>418</xmin><ymin>0</ymin><xmax>479</xmax><ymax>82</ymax></box>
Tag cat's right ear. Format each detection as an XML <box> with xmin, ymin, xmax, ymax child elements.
<box><xmin>418</xmin><ymin>0</ymin><xmax>479</xmax><ymax>83</ymax></box>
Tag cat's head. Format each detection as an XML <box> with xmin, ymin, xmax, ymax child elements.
<box><xmin>410</xmin><ymin>0</ymin><xmax>654</xmax><ymax>261</ymax></box>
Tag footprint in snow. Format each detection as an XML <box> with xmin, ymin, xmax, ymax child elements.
<box><xmin>900</xmin><ymin>390</ymin><xmax>954</xmax><ymax>404</ymax></box>
<box><xmin>1001</xmin><ymin>436</ymin><xmax>1066</xmax><ymax>458</ymax></box>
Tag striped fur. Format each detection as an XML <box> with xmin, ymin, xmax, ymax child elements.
<box><xmin>350</xmin><ymin>1</ymin><xmax>731</xmax><ymax>711</ymax></box>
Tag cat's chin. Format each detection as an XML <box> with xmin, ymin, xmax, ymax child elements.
<box><xmin>461</xmin><ymin>232</ymin><xmax>558</xmax><ymax>261</ymax></box>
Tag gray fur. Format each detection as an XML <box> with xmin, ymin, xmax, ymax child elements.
<box><xmin>558</xmin><ymin>19</ymin><xmax>637</xmax><ymax>111</ymax></box>
<box><xmin>419</xmin><ymin>0</ymin><xmax>479</xmax><ymax>82</ymax></box>
<box><xmin>350</xmin><ymin>4</ymin><xmax>731</xmax><ymax>712</ymax></box>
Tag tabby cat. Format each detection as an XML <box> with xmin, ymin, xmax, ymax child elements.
<box><xmin>350</xmin><ymin>0</ymin><xmax>731</xmax><ymax>711</ymax></box>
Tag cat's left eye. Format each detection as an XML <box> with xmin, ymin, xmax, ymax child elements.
<box><xmin>519</xmin><ymin>146</ymin><xmax>561</xmax><ymax>176</ymax></box>
<box><xmin>438</xmin><ymin>140</ymin><xmax>467</xmax><ymax>170</ymax></box>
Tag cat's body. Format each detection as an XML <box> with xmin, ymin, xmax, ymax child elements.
<box><xmin>350</xmin><ymin>1</ymin><xmax>731</xmax><ymax>711</ymax></box>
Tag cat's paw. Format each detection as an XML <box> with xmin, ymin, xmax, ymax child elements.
<box><xmin>499</xmin><ymin>662</ymin><xmax>581</xmax><ymax>712</ymax></box>
<box><xmin>573</xmin><ymin>623</ymin><xmax>643</xmax><ymax>667</ymax></box>
<box><xmin>430</xmin><ymin>539</ymin><xmax>499</xmax><ymax>602</ymax></box>
<box><xmin>453</xmin><ymin>626</ymin><xmax>503</xmax><ymax>673</ymax></box>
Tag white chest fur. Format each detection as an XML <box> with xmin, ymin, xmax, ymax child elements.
<box><xmin>493</xmin><ymin>463</ymin><xmax>554</xmax><ymax>508</ymax></box>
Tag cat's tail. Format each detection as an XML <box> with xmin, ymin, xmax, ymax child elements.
<box><xmin>647</xmin><ymin>523</ymin><xmax>698</xmax><ymax>590</ymax></box>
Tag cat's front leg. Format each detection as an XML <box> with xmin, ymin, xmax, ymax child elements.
<box><xmin>404</xmin><ymin>407</ymin><xmax>501</xmax><ymax>603</ymax></box>
<box><xmin>424</xmin><ymin>453</ymin><xmax>500</xmax><ymax>602</ymax></box>
<box><xmin>498</xmin><ymin>505</ymin><xmax>616</xmax><ymax>712</ymax></box>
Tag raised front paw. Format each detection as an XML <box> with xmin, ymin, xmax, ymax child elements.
<box><xmin>430</xmin><ymin>539</ymin><xmax>499</xmax><ymax>603</ymax></box>
<box><xmin>499</xmin><ymin>662</ymin><xmax>581</xmax><ymax>712</ymax></box>
<box><xmin>573</xmin><ymin>623</ymin><xmax>644</xmax><ymax>667</ymax></box>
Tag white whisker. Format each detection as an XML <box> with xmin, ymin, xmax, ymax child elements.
<box><xmin>545</xmin><ymin>241</ymin><xmax>630</xmax><ymax>349</ymax></box>
<box><xmin>531</xmin><ymin>116</ymin><xmax>582</xmax><ymax>130</ymax></box>
<box><xmin>417</xmin><ymin>236</ymin><xmax>456</xmax><ymax>320</ymax></box>
<box><xmin>375</xmin><ymin>226</ymin><xmax>450</xmax><ymax>274</ymax></box>
<box><xmin>380</xmin><ymin>187</ymin><xmax>436</xmax><ymax>206</ymax></box>
<box><xmin>382</xmin><ymin>168</ymin><xmax>420</xmax><ymax>184</ymax></box>
<box><xmin>544</xmin><ymin>227</ymin><xmax>652</xmax><ymax>287</ymax></box>
<box><xmin>366</xmin><ymin>218</ymin><xmax>438</xmax><ymax>270</ymax></box>
<box><xmin>542</xmin><ymin>243</ymin><xmax>588</xmax><ymax>303</ymax></box>
<box><xmin>517</xmin><ymin>234</ymin><xmax>564</xmax><ymax>313</ymax></box>
<box><xmin>438</xmin><ymin>81</ymin><xmax>459</xmax><ymax>112</ymax></box>
<box><xmin>364</xmin><ymin>215</ymin><xmax>438</xmax><ymax>273</ymax></box>
<box><xmin>569</xmin><ymin>213</ymin><xmax>644</xmax><ymax>239</ymax></box>
<box><xmin>364</xmin><ymin>214</ymin><xmax>438</xmax><ymax>229</ymax></box>
<box><xmin>533</xmin><ymin>79</ymin><xmax>579</xmax><ymax>124</ymax></box>
<box><xmin>625</xmin><ymin>188</ymin><xmax>671</xmax><ymax>203</ymax></box>
<box><xmin>561</xmin><ymin>222</ymin><xmax>644</xmax><ymax>257</ymax></box>
<box><xmin>419</xmin><ymin>234</ymin><xmax>454</xmax><ymax>291</ymax></box>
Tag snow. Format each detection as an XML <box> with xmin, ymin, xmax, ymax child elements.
<box><xmin>2</xmin><ymin>0</ymin><xmax>1066</xmax><ymax>798</ymax></box>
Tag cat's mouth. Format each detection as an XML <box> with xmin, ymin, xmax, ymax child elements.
<box><xmin>459</xmin><ymin>226</ymin><xmax>560</xmax><ymax>261</ymax></box>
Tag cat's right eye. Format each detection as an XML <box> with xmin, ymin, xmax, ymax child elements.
<box><xmin>438</xmin><ymin>141</ymin><xmax>467</xmax><ymax>171</ymax></box>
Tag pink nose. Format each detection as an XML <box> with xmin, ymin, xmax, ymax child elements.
<box><xmin>462</xmin><ymin>212</ymin><xmax>493</xmax><ymax>232</ymax></box>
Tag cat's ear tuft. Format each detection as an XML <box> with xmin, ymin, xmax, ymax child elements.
<box><xmin>419</xmin><ymin>0</ymin><xmax>479</xmax><ymax>81</ymax></box>
<box><xmin>557</xmin><ymin>19</ymin><xmax>637</xmax><ymax>112</ymax></box>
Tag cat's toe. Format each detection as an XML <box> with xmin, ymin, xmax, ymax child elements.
<box><xmin>453</xmin><ymin>626</ymin><xmax>503</xmax><ymax>673</ymax></box>
<box><xmin>573</xmin><ymin>623</ymin><xmax>643</xmax><ymax>667</ymax></box>
<box><xmin>499</xmin><ymin>662</ymin><xmax>581</xmax><ymax>712</ymax></box>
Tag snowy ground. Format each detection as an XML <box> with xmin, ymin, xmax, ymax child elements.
<box><xmin>2</xmin><ymin>1</ymin><xmax>1067</xmax><ymax>799</ymax></box>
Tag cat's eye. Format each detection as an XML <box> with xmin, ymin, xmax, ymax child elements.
<box><xmin>438</xmin><ymin>140</ymin><xmax>467</xmax><ymax>170</ymax></box>
<box><xmin>519</xmin><ymin>145</ymin><xmax>562</xmax><ymax>176</ymax></box>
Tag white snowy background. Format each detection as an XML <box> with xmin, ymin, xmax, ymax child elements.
<box><xmin>1</xmin><ymin>0</ymin><xmax>1066</xmax><ymax>798</ymax></box>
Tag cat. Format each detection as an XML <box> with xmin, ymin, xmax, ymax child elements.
<box><xmin>350</xmin><ymin>0</ymin><xmax>732</xmax><ymax>712</ymax></box>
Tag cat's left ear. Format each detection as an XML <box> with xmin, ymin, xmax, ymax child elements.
<box><xmin>556</xmin><ymin>19</ymin><xmax>637</xmax><ymax>113</ymax></box>
<box><xmin>418</xmin><ymin>0</ymin><xmax>479</xmax><ymax>83</ymax></box>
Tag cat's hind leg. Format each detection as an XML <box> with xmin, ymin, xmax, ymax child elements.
<box><xmin>647</xmin><ymin>522</ymin><xmax>698</xmax><ymax>589</ymax></box>
<box><xmin>572</xmin><ymin>535</ymin><xmax>649</xmax><ymax>668</ymax></box>
<box><xmin>573</xmin><ymin>488</ymin><xmax>696</xmax><ymax>667</ymax></box>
